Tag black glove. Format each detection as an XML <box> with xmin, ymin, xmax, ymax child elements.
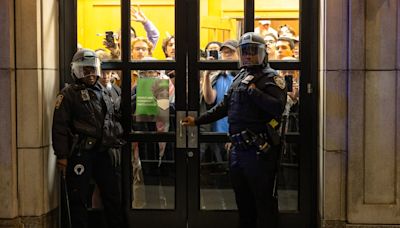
<box><xmin>108</xmin><ymin>148</ymin><xmax>121</xmax><ymax>168</ymax></box>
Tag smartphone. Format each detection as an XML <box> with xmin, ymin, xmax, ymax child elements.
<box><xmin>105</xmin><ymin>31</ymin><xmax>115</xmax><ymax>46</ymax></box>
<box><xmin>285</xmin><ymin>75</ymin><xmax>293</xmax><ymax>92</ymax></box>
<box><xmin>207</xmin><ymin>50</ymin><xmax>219</xmax><ymax>60</ymax></box>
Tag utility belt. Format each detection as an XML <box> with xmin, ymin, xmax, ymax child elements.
<box><xmin>70</xmin><ymin>134</ymin><xmax>98</xmax><ymax>156</ymax></box>
<box><xmin>229</xmin><ymin>129</ymin><xmax>271</xmax><ymax>154</ymax></box>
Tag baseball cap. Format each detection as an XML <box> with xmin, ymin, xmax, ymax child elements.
<box><xmin>220</xmin><ymin>40</ymin><xmax>239</xmax><ymax>51</ymax></box>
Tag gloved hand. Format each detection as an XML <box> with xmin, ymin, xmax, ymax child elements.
<box><xmin>108</xmin><ymin>148</ymin><xmax>121</xmax><ymax>168</ymax></box>
<box><xmin>57</xmin><ymin>159</ymin><xmax>68</xmax><ymax>177</ymax></box>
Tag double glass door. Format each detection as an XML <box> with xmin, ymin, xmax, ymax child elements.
<box><xmin>61</xmin><ymin>0</ymin><xmax>317</xmax><ymax>227</ymax></box>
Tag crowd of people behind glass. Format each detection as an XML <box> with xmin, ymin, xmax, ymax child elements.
<box><xmin>78</xmin><ymin>7</ymin><xmax>300</xmax><ymax>209</ymax></box>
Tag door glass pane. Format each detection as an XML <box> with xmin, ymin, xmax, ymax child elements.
<box><xmin>130</xmin><ymin>1</ymin><xmax>175</xmax><ymax>61</ymax></box>
<box><xmin>200</xmin><ymin>143</ymin><xmax>236</xmax><ymax>210</ymax></box>
<box><xmin>278</xmin><ymin>143</ymin><xmax>299</xmax><ymax>211</ymax></box>
<box><xmin>131</xmin><ymin>69</ymin><xmax>175</xmax><ymax>133</ymax></box>
<box><xmin>278</xmin><ymin>70</ymin><xmax>300</xmax><ymax>131</ymax></box>
<box><xmin>199</xmin><ymin>0</ymin><xmax>244</xmax><ymax>61</ymax></box>
<box><xmin>198</xmin><ymin>66</ymin><xmax>300</xmax><ymax>211</ymax></box>
<box><xmin>199</xmin><ymin>68</ymin><xmax>237</xmax><ymax>210</ymax></box>
<box><xmin>130</xmin><ymin>69</ymin><xmax>176</xmax><ymax>210</ymax></box>
<box><xmin>131</xmin><ymin>141</ymin><xmax>176</xmax><ymax>209</ymax></box>
<box><xmin>278</xmin><ymin>69</ymin><xmax>300</xmax><ymax>211</ymax></box>
<box><xmin>77</xmin><ymin>0</ymin><xmax>121</xmax><ymax>61</ymax></box>
<box><xmin>254</xmin><ymin>0</ymin><xmax>300</xmax><ymax>60</ymax></box>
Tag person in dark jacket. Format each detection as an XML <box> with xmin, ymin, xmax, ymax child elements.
<box><xmin>183</xmin><ymin>32</ymin><xmax>287</xmax><ymax>228</ymax></box>
<box><xmin>52</xmin><ymin>49</ymin><xmax>124</xmax><ymax>228</ymax></box>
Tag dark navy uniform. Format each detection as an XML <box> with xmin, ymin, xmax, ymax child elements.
<box><xmin>52</xmin><ymin>81</ymin><xmax>124</xmax><ymax>228</ymax></box>
<box><xmin>195</xmin><ymin>65</ymin><xmax>287</xmax><ymax>228</ymax></box>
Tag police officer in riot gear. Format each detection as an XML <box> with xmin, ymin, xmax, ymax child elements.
<box><xmin>52</xmin><ymin>49</ymin><xmax>124</xmax><ymax>228</ymax></box>
<box><xmin>183</xmin><ymin>32</ymin><xmax>287</xmax><ymax>228</ymax></box>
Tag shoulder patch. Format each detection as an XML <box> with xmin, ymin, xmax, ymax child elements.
<box><xmin>273</xmin><ymin>76</ymin><xmax>286</xmax><ymax>90</ymax></box>
<box><xmin>55</xmin><ymin>94</ymin><xmax>64</xmax><ymax>109</ymax></box>
<box><xmin>81</xmin><ymin>89</ymin><xmax>90</xmax><ymax>101</ymax></box>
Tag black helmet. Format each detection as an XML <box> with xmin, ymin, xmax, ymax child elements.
<box><xmin>71</xmin><ymin>49</ymin><xmax>101</xmax><ymax>81</ymax></box>
<box><xmin>237</xmin><ymin>32</ymin><xmax>267</xmax><ymax>68</ymax></box>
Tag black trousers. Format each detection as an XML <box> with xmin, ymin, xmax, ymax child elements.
<box><xmin>229</xmin><ymin>145</ymin><xmax>279</xmax><ymax>228</ymax></box>
<box><xmin>66</xmin><ymin>148</ymin><xmax>123</xmax><ymax>228</ymax></box>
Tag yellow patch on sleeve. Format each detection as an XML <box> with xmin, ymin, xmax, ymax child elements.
<box><xmin>268</xmin><ymin>119</ymin><xmax>279</xmax><ymax>128</ymax></box>
<box><xmin>55</xmin><ymin>95</ymin><xmax>64</xmax><ymax>109</ymax></box>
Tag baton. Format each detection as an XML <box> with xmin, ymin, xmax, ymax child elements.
<box><xmin>272</xmin><ymin>115</ymin><xmax>288</xmax><ymax>198</ymax></box>
<box><xmin>60</xmin><ymin>173</ymin><xmax>72</xmax><ymax>228</ymax></box>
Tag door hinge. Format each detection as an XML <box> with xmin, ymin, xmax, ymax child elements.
<box><xmin>307</xmin><ymin>83</ymin><xmax>313</xmax><ymax>94</ymax></box>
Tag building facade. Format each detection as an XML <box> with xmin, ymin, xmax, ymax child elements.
<box><xmin>0</xmin><ymin>0</ymin><xmax>399</xmax><ymax>227</ymax></box>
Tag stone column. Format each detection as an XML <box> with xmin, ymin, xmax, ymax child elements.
<box><xmin>0</xmin><ymin>0</ymin><xmax>60</xmax><ymax>227</ymax></box>
<box><xmin>321</xmin><ymin>0</ymin><xmax>400</xmax><ymax>227</ymax></box>
<box><xmin>0</xmin><ymin>0</ymin><xmax>19</xmax><ymax>226</ymax></box>
<box><xmin>320</xmin><ymin>0</ymin><xmax>348</xmax><ymax>227</ymax></box>
<box><xmin>347</xmin><ymin>0</ymin><xmax>400</xmax><ymax>225</ymax></box>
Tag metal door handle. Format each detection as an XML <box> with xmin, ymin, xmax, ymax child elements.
<box><xmin>179</xmin><ymin>120</ymin><xmax>183</xmax><ymax>138</ymax></box>
<box><xmin>187</xmin><ymin>111</ymin><xmax>198</xmax><ymax>148</ymax></box>
<box><xmin>176</xmin><ymin>111</ymin><xmax>186</xmax><ymax>148</ymax></box>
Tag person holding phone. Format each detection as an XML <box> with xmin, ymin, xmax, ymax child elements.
<box><xmin>200</xmin><ymin>40</ymin><xmax>238</xmax><ymax>162</ymax></box>
<box><xmin>204</xmin><ymin>41</ymin><xmax>222</xmax><ymax>60</ymax></box>
<box><xmin>103</xmin><ymin>5</ymin><xmax>160</xmax><ymax>60</ymax></box>
<box><xmin>199</xmin><ymin>40</ymin><xmax>239</xmax><ymax>164</ymax></box>
<box><xmin>183</xmin><ymin>33</ymin><xmax>287</xmax><ymax>228</ymax></box>
<box><xmin>202</xmin><ymin>40</ymin><xmax>239</xmax><ymax>129</ymax></box>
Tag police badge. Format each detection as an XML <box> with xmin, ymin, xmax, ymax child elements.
<box><xmin>273</xmin><ymin>76</ymin><xmax>286</xmax><ymax>89</ymax></box>
<box><xmin>241</xmin><ymin>75</ymin><xmax>255</xmax><ymax>84</ymax></box>
<box><xmin>81</xmin><ymin>89</ymin><xmax>90</xmax><ymax>101</ymax></box>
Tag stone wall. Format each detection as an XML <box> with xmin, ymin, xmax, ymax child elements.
<box><xmin>0</xmin><ymin>0</ymin><xmax>59</xmax><ymax>227</ymax></box>
<box><xmin>2</xmin><ymin>0</ymin><xmax>400</xmax><ymax>227</ymax></box>
<box><xmin>320</xmin><ymin>0</ymin><xmax>400</xmax><ymax>227</ymax></box>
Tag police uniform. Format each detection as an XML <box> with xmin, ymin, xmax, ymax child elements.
<box><xmin>52</xmin><ymin>81</ymin><xmax>124</xmax><ymax>228</ymax></box>
<box><xmin>195</xmin><ymin>65</ymin><xmax>287</xmax><ymax>227</ymax></box>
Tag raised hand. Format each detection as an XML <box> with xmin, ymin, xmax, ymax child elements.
<box><xmin>131</xmin><ymin>5</ymin><xmax>148</xmax><ymax>24</ymax></box>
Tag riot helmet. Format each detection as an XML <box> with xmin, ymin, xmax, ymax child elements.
<box><xmin>71</xmin><ymin>49</ymin><xmax>101</xmax><ymax>81</ymax></box>
<box><xmin>237</xmin><ymin>32</ymin><xmax>267</xmax><ymax>68</ymax></box>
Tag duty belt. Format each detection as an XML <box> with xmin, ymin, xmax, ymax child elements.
<box><xmin>229</xmin><ymin>130</ymin><xmax>270</xmax><ymax>153</ymax></box>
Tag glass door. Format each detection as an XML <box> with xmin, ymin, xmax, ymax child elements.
<box><xmin>185</xmin><ymin>0</ymin><xmax>317</xmax><ymax>227</ymax></box>
<box><xmin>60</xmin><ymin>0</ymin><xmax>318</xmax><ymax>227</ymax></box>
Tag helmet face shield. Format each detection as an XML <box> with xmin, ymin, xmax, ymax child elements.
<box><xmin>238</xmin><ymin>43</ymin><xmax>266</xmax><ymax>67</ymax></box>
<box><xmin>72</xmin><ymin>60</ymin><xmax>101</xmax><ymax>79</ymax></box>
<box><xmin>71</xmin><ymin>49</ymin><xmax>101</xmax><ymax>80</ymax></box>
